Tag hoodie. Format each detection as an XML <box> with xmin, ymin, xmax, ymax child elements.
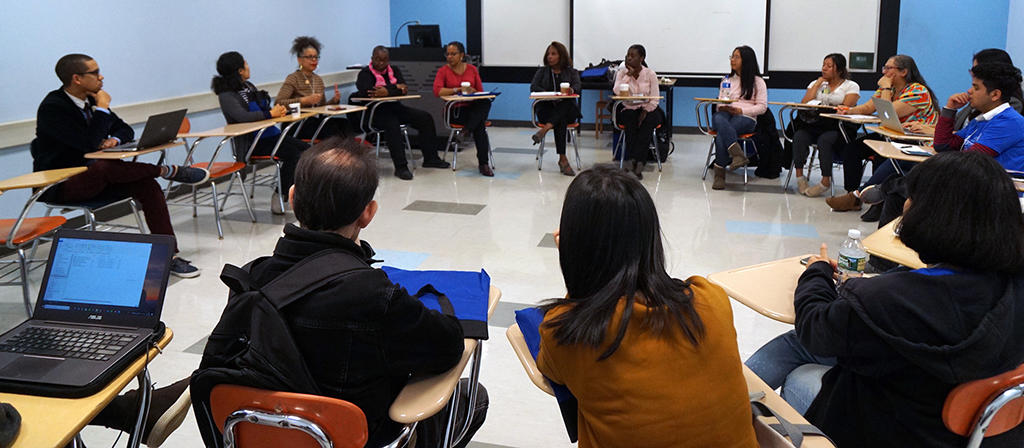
<box><xmin>794</xmin><ymin>262</ymin><xmax>1024</xmax><ymax>448</ymax></box>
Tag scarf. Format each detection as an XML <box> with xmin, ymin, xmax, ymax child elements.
<box><xmin>369</xmin><ymin>64</ymin><xmax>397</xmax><ymax>87</ymax></box>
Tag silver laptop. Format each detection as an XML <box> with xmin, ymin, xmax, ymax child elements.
<box><xmin>0</xmin><ymin>230</ymin><xmax>174</xmax><ymax>396</ymax></box>
<box><xmin>872</xmin><ymin>97</ymin><xmax>930</xmax><ymax>137</ymax></box>
<box><xmin>104</xmin><ymin>109</ymin><xmax>187</xmax><ymax>152</ymax></box>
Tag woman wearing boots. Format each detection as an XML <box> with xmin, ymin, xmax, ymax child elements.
<box><xmin>711</xmin><ymin>45</ymin><xmax>768</xmax><ymax>190</ymax></box>
<box><xmin>613</xmin><ymin>44</ymin><xmax>662</xmax><ymax>180</ymax></box>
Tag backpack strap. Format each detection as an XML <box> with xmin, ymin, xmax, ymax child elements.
<box><xmin>413</xmin><ymin>284</ymin><xmax>456</xmax><ymax>317</ymax></box>
<box><xmin>750</xmin><ymin>400</ymin><xmax>833</xmax><ymax>448</ymax></box>
<box><xmin>259</xmin><ymin>248</ymin><xmax>371</xmax><ymax>310</ymax></box>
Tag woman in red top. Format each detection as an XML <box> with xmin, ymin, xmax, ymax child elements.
<box><xmin>433</xmin><ymin>41</ymin><xmax>494</xmax><ymax>177</ymax></box>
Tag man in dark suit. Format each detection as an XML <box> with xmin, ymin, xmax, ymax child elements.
<box><xmin>32</xmin><ymin>54</ymin><xmax>208</xmax><ymax>277</ymax></box>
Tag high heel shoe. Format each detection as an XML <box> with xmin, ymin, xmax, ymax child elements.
<box><xmin>531</xmin><ymin>132</ymin><xmax>543</xmax><ymax>145</ymax></box>
<box><xmin>558</xmin><ymin>159</ymin><xmax>575</xmax><ymax>176</ymax></box>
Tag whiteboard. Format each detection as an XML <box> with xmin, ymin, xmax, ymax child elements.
<box><xmin>768</xmin><ymin>0</ymin><xmax>880</xmax><ymax>71</ymax></box>
<box><xmin>482</xmin><ymin>0</ymin><xmax>571</xmax><ymax>66</ymax></box>
<box><xmin>573</xmin><ymin>0</ymin><xmax>768</xmax><ymax>75</ymax></box>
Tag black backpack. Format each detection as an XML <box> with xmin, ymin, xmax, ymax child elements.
<box><xmin>191</xmin><ymin>249</ymin><xmax>368</xmax><ymax>448</ymax></box>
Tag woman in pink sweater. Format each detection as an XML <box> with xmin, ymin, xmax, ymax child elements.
<box><xmin>711</xmin><ymin>45</ymin><xmax>768</xmax><ymax>190</ymax></box>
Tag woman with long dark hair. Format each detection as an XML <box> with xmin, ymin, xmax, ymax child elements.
<box><xmin>530</xmin><ymin>41</ymin><xmax>581</xmax><ymax>176</ymax></box>
<box><xmin>536</xmin><ymin>167</ymin><xmax>758</xmax><ymax>448</ymax></box>
<box><xmin>710</xmin><ymin>45</ymin><xmax>768</xmax><ymax>190</ymax></box>
<box><xmin>212</xmin><ymin>51</ymin><xmax>309</xmax><ymax>214</ymax></box>
<box><xmin>789</xmin><ymin>53</ymin><xmax>860</xmax><ymax>197</ymax></box>
<box><xmin>748</xmin><ymin>151</ymin><xmax>1024</xmax><ymax>448</ymax></box>
<box><xmin>612</xmin><ymin>44</ymin><xmax>662</xmax><ymax>179</ymax></box>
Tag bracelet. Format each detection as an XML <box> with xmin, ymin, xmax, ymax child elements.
<box><xmin>880</xmin><ymin>87</ymin><xmax>894</xmax><ymax>91</ymax></box>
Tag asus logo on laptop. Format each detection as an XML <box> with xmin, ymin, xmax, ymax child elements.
<box><xmin>88</xmin><ymin>315</ymin><xmax>102</xmax><ymax>321</ymax></box>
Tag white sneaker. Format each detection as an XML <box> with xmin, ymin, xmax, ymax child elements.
<box><xmin>271</xmin><ymin>192</ymin><xmax>287</xmax><ymax>215</ymax></box>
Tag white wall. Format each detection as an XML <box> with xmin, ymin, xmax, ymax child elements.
<box><xmin>1008</xmin><ymin>0</ymin><xmax>1024</xmax><ymax>64</ymax></box>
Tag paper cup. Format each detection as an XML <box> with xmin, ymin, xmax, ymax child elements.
<box><xmin>460</xmin><ymin>82</ymin><xmax>471</xmax><ymax>94</ymax></box>
<box><xmin>289</xmin><ymin>103</ymin><xmax>301</xmax><ymax>118</ymax></box>
<box><xmin>619</xmin><ymin>84</ymin><xmax>630</xmax><ymax>97</ymax></box>
<box><xmin>560</xmin><ymin>82</ymin><xmax>570</xmax><ymax>94</ymax></box>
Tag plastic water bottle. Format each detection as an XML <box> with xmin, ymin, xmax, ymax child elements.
<box><xmin>837</xmin><ymin>229</ymin><xmax>869</xmax><ymax>284</ymax></box>
<box><xmin>719</xmin><ymin>76</ymin><xmax>731</xmax><ymax>100</ymax></box>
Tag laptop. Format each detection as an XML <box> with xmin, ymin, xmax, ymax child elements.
<box><xmin>103</xmin><ymin>109</ymin><xmax>187</xmax><ymax>152</ymax></box>
<box><xmin>872</xmin><ymin>97</ymin><xmax>930</xmax><ymax>137</ymax></box>
<box><xmin>0</xmin><ymin>230</ymin><xmax>174</xmax><ymax>397</ymax></box>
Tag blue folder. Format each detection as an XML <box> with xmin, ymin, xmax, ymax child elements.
<box><xmin>382</xmin><ymin>266</ymin><xmax>490</xmax><ymax>339</ymax></box>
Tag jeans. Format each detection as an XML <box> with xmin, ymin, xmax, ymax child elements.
<box><xmin>745</xmin><ymin>330</ymin><xmax>836</xmax><ymax>414</ymax></box>
<box><xmin>711</xmin><ymin>110</ymin><xmax>756</xmax><ymax>167</ymax></box>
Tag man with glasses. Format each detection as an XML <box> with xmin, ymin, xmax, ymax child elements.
<box><xmin>351</xmin><ymin>45</ymin><xmax>450</xmax><ymax>180</ymax></box>
<box><xmin>30</xmin><ymin>53</ymin><xmax>208</xmax><ymax>277</ymax></box>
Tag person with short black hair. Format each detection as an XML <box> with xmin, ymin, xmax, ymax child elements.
<box><xmin>32</xmin><ymin>53</ymin><xmax>207</xmax><ymax>278</ymax></box>
<box><xmin>275</xmin><ymin>36</ymin><xmax>352</xmax><ymax>142</ymax></box>
<box><xmin>747</xmin><ymin>151</ymin><xmax>1024</xmax><ymax>448</ymax></box>
<box><xmin>530</xmin><ymin>41</ymin><xmax>581</xmax><ymax>176</ymax></box>
<box><xmin>224</xmin><ymin>137</ymin><xmax>488</xmax><ymax>447</ymax></box>
<box><xmin>213</xmin><ymin>51</ymin><xmax>310</xmax><ymax>215</ymax></box>
<box><xmin>354</xmin><ymin>45</ymin><xmax>450</xmax><ymax>180</ymax></box>
<box><xmin>537</xmin><ymin>166</ymin><xmax>758</xmax><ymax>448</ymax></box>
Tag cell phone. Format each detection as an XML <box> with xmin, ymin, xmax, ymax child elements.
<box><xmin>800</xmin><ymin>256</ymin><xmax>811</xmax><ymax>266</ymax></box>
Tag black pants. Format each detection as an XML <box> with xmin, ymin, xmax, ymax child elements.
<box><xmin>416</xmin><ymin>379</ymin><xmax>488</xmax><ymax>448</ymax></box>
<box><xmin>449</xmin><ymin>100</ymin><xmax>492</xmax><ymax>165</ymax></box>
<box><xmin>291</xmin><ymin>115</ymin><xmax>352</xmax><ymax>141</ymax></box>
<box><xmin>536</xmin><ymin>100</ymin><xmax>580</xmax><ymax>155</ymax></box>
<box><xmin>242</xmin><ymin>135</ymin><xmax>309</xmax><ymax>198</ymax></box>
<box><xmin>618</xmin><ymin>106</ymin><xmax>662</xmax><ymax>163</ymax></box>
<box><xmin>372</xmin><ymin>103</ymin><xmax>442</xmax><ymax>168</ymax></box>
<box><xmin>842</xmin><ymin>133</ymin><xmax>888</xmax><ymax>192</ymax></box>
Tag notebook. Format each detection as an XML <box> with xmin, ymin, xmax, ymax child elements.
<box><xmin>0</xmin><ymin>230</ymin><xmax>174</xmax><ymax>397</ymax></box>
<box><xmin>103</xmin><ymin>109</ymin><xmax>187</xmax><ymax>152</ymax></box>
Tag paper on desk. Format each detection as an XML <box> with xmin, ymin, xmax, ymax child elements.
<box><xmin>845</xmin><ymin>114</ymin><xmax>877</xmax><ymax>120</ymax></box>
<box><xmin>532</xmin><ymin>92</ymin><xmax>564</xmax><ymax>97</ymax></box>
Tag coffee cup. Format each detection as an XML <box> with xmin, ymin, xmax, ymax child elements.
<box><xmin>560</xmin><ymin>82</ymin><xmax>571</xmax><ymax>94</ymax></box>
<box><xmin>619</xmin><ymin>84</ymin><xmax>630</xmax><ymax>97</ymax></box>
<box><xmin>461</xmin><ymin>82</ymin><xmax>471</xmax><ymax>94</ymax></box>
<box><xmin>288</xmin><ymin>103</ymin><xmax>301</xmax><ymax>118</ymax></box>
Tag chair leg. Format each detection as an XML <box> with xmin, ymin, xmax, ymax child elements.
<box><xmin>442</xmin><ymin>130</ymin><xmax>454</xmax><ymax>163</ymax></box>
<box><xmin>701</xmin><ymin>138</ymin><xmax>716</xmax><ymax>180</ymax></box>
<box><xmin>271</xmin><ymin>162</ymin><xmax>284</xmax><ymax>213</ymax></box>
<box><xmin>572</xmin><ymin>128</ymin><xmax>582</xmax><ymax>170</ymax></box>
<box><xmin>618</xmin><ymin>132</ymin><xmax>626</xmax><ymax>170</ymax></box>
<box><xmin>403</xmin><ymin>128</ymin><xmax>415</xmax><ymax>171</ymax></box>
<box><xmin>248</xmin><ymin>165</ymin><xmax>257</xmax><ymax>199</ymax></box>
<box><xmin>785</xmin><ymin>160</ymin><xmax>795</xmax><ymax>192</ymax></box>
<box><xmin>210</xmin><ymin>181</ymin><xmax>224</xmax><ymax>239</ymax></box>
<box><xmin>651</xmin><ymin>129</ymin><xmax>663</xmax><ymax>172</ymax></box>
<box><xmin>741</xmin><ymin>140</ymin><xmax>749</xmax><ymax>185</ymax></box>
<box><xmin>488</xmin><ymin>130</ymin><xmax>495</xmax><ymax>170</ymax></box>
<box><xmin>451</xmin><ymin>130</ymin><xmax>460</xmax><ymax>170</ymax></box>
<box><xmin>17</xmin><ymin>248</ymin><xmax>32</xmax><ymax>317</ymax></box>
<box><xmin>236</xmin><ymin>172</ymin><xmax>256</xmax><ymax>223</ymax></box>
<box><xmin>129</xmin><ymin>199</ymin><xmax>147</xmax><ymax>233</ymax></box>
<box><xmin>537</xmin><ymin>130</ymin><xmax>545</xmax><ymax>170</ymax></box>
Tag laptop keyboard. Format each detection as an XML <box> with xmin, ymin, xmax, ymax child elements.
<box><xmin>0</xmin><ymin>327</ymin><xmax>137</xmax><ymax>361</ymax></box>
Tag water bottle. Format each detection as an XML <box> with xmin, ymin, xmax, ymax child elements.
<box><xmin>719</xmin><ymin>76</ymin><xmax>731</xmax><ymax>100</ymax></box>
<box><xmin>837</xmin><ymin>229</ymin><xmax>869</xmax><ymax>284</ymax></box>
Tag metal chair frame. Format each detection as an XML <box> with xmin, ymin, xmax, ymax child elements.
<box><xmin>442</xmin><ymin>100</ymin><xmax>495</xmax><ymax>171</ymax></box>
<box><xmin>358</xmin><ymin>100</ymin><xmax>416</xmax><ymax>170</ymax></box>
<box><xmin>531</xmin><ymin>98</ymin><xmax>582</xmax><ymax>172</ymax></box>
<box><xmin>610</xmin><ymin>101</ymin><xmax>664</xmax><ymax>172</ymax></box>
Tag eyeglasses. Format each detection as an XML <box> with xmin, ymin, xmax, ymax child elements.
<box><xmin>78</xmin><ymin>69</ymin><xmax>100</xmax><ymax>77</ymax></box>
<box><xmin>300</xmin><ymin>55</ymin><xmax>321</xmax><ymax>60</ymax></box>
<box><xmin>882</xmin><ymin>65</ymin><xmax>902</xmax><ymax>71</ymax></box>
<box><xmin>729</xmin><ymin>55</ymin><xmax>740</xmax><ymax>60</ymax></box>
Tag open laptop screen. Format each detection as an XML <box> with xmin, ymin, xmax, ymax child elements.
<box><xmin>33</xmin><ymin>230</ymin><xmax>174</xmax><ymax>328</ymax></box>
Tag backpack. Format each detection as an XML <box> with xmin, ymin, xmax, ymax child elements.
<box><xmin>191</xmin><ymin>249</ymin><xmax>369</xmax><ymax>448</ymax></box>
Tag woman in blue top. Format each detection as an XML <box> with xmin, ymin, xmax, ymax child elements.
<box><xmin>213</xmin><ymin>51</ymin><xmax>309</xmax><ymax>215</ymax></box>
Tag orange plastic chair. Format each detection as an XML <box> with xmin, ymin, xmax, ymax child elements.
<box><xmin>210</xmin><ymin>384</ymin><xmax>370</xmax><ymax>448</ymax></box>
<box><xmin>943</xmin><ymin>363</ymin><xmax>1024</xmax><ymax>448</ymax></box>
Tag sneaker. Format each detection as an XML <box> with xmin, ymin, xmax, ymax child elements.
<box><xmin>395</xmin><ymin>165</ymin><xmax>414</xmax><ymax>180</ymax></box>
<box><xmin>804</xmin><ymin>183</ymin><xmax>828</xmax><ymax>197</ymax></box>
<box><xmin>421</xmin><ymin>158</ymin><xmax>451</xmax><ymax>169</ymax></box>
<box><xmin>859</xmin><ymin>185</ymin><xmax>886</xmax><ymax>204</ymax></box>
<box><xmin>271</xmin><ymin>192</ymin><xmax>287</xmax><ymax>215</ymax></box>
<box><xmin>825</xmin><ymin>192</ymin><xmax>863</xmax><ymax>212</ymax></box>
<box><xmin>143</xmin><ymin>379</ymin><xmax>191</xmax><ymax>447</ymax></box>
<box><xmin>797</xmin><ymin>177</ymin><xmax>810</xmax><ymax>194</ymax></box>
<box><xmin>170</xmin><ymin>257</ymin><xmax>200</xmax><ymax>278</ymax></box>
<box><xmin>165</xmin><ymin>166</ymin><xmax>210</xmax><ymax>185</ymax></box>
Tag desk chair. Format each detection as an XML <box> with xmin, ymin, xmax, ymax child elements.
<box><xmin>531</xmin><ymin>100</ymin><xmax>582</xmax><ymax>172</ymax></box>
<box><xmin>359</xmin><ymin>102</ymin><xmax>416</xmax><ymax>171</ymax></box>
<box><xmin>610</xmin><ymin>105</ymin><xmax>665</xmax><ymax>173</ymax></box>
<box><xmin>442</xmin><ymin>101</ymin><xmax>495</xmax><ymax>171</ymax></box>
<box><xmin>237</xmin><ymin>119</ymin><xmax>306</xmax><ymax>213</ymax></box>
<box><xmin>0</xmin><ymin>168</ymin><xmax>85</xmax><ymax>316</ymax></box>
<box><xmin>943</xmin><ymin>363</ymin><xmax>1024</xmax><ymax>448</ymax></box>
<box><xmin>778</xmin><ymin>109</ymin><xmax>846</xmax><ymax>196</ymax></box>
<box><xmin>695</xmin><ymin>102</ymin><xmax>755</xmax><ymax>184</ymax></box>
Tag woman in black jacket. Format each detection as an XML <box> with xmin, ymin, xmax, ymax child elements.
<box><xmin>530</xmin><ymin>41</ymin><xmax>581</xmax><ymax>176</ymax></box>
<box><xmin>748</xmin><ymin>151</ymin><xmax>1024</xmax><ymax>448</ymax></box>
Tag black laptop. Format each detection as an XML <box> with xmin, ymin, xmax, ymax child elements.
<box><xmin>104</xmin><ymin>108</ymin><xmax>187</xmax><ymax>152</ymax></box>
<box><xmin>0</xmin><ymin>230</ymin><xmax>174</xmax><ymax>397</ymax></box>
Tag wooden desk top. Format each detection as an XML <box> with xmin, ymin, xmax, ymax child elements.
<box><xmin>84</xmin><ymin>141</ymin><xmax>185</xmax><ymax>160</ymax></box>
<box><xmin>530</xmin><ymin>93</ymin><xmax>580</xmax><ymax>100</ymax></box>
<box><xmin>389</xmin><ymin>286</ymin><xmax>501</xmax><ymax>423</ymax></box>
<box><xmin>611</xmin><ymin>95</ymin><xmax>663</xmax><ymax>101</ymax></box>
<box><xmin>178</xmin><ymin>121</ymin><xmax>277</xmax><ymax>139</ymax></box>
<box><xmin>769</xmin><ymin>101</ymin><xmax>837</xmax><ymax>109</ymax></box>
<box><xmin>0</xmin><ymin>167</ymin><xmax>87</xmax><ymax>191</ymax></box>
<box><xmin>864</xmin><ymin>125</ymin><xmax>935</xmax><ymax>142</ymax></box>
<box><xmin>440</xmin><ymin>95</ymin><xmax>497</xmax><ymax>102</ymax></box>
<box><xmin>819</xmin><ymin>113</ymin><xmax>881</xmax><ymax>124</ymax></box>
<box><xmin>350</xmin><ymin>94</ymin><xmax>422</xmax><ymax>102</ymax></box>
<box><xmin>864</xmin><ymin>139</ymin><xmax>934</xmax><ymax>163</ymax></box>
<box><xmin>708</xmin><ymin>255</ymin><xmax>810</xmax><ymax>324</ymax></box>
<box><xmin>2</xmin><ymin>329</ymin><xmax>173</xmax><ymax>448</ymax></box>
<box><xmin>507</xmin><ymin>323</ymin><xmax>833</xmax><ymax>448</ymax></box>
<box><xmin>305</xmin><ymin>105</ymin><xmax>367</xmax><ymax>116</ymax></box>
<box><xmin>693</xmin><ymin>97</ymin><xmax>736</xmax><ymax>103</ymax></box>
<box><xmin>863</xmin><ymin>220</ymin><xmax>925</xmax><ymax>269</ymax></box>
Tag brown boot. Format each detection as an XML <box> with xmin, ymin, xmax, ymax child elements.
<box><xmin>825</xmin><ymin>192</ymin><xmax>862</xmax><ymax>211</ymax></box>
<box><xmin>712</xmin><ymin>165</ymin><xmax>727</xmax><ymax>190</ymax></box>
<box><xmin>727</xmin><ymin>143</ymin><xmax>749</xmax><ymax>170</ymax></box>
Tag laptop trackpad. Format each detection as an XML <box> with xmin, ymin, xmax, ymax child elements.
<box><xmin>0</xmin><ymin>356</ymin><xmax>63</xmax><ymax>380</ymax></box>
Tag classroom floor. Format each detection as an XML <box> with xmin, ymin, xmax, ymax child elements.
<box><xmin>0</xmin><ymin>127</ymin><xmax>880</xmax><ymax>448</ymax></box>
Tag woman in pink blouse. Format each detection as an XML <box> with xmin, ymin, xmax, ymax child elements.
<box><xmin>433</xmin><ymin>41</ymin><xmax>494</xmax><ymax>177</ymax></box>
<box><xmin>613</xmin><ymin>44</ymin><xmax>662</xmax><ymax>180</ymax></box>
<box><xmin>711</xmin><ymin>45</ymin><xmax>768</xmax><ymax>190</ymax></box>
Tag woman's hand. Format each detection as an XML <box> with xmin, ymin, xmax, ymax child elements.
<box><xmin>370</xmin><ymin>86</ymin><xmax>389</xmax><ymax>98</ymax></box>
<box><xmin>331</xmin><ymin>84</ymin><xmax>341</xmax><ymax>103</ymax></box>
<box><xmin>301</xmin><ymin>93</ymin><xmax>323</xmax><ymax>106</ymax></box>
<box><xmin>835</xmin><ymin>105</ymin><xmax>851</xmax><ymax>115</ymax></box>
<box><xmin>807</xmin><ymin>243</ymin><xmax>838</xmax><ymax>272</ymax></box>
<box><xmin>904</xmin><ymin>122</ymin><xmax>935</xmax><ymax>135</ymax></box>
<box><xmin>270</xmin><ymin>104</ymin><xmax>288</xmax><ymax>118</ymax></box>
<box><xmin>720</xmin><ymin>105</ymin><xmax>742</xmax><ymax>116</ymax></box>
<box><xmin>877</xmin><ymin>74</ymin><xmax>893</xmax><ymax>89</ymax></box>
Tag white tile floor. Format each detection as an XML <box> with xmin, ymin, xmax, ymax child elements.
<box><xmin>0</xmin><ymin>127</ymin><xmax>882</xmax><ymax>447</ymax></box>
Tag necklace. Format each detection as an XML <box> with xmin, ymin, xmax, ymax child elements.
<box><xmin>300</xmin><ymin>71</ymin><xmax>312</xmax><ymax>85</ymax></box>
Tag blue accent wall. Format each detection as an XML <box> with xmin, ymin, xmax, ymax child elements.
<box><xmin>390</xmin><ymin>0</ymin><xmax>467</xmax><ymax>47</ymax></box>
